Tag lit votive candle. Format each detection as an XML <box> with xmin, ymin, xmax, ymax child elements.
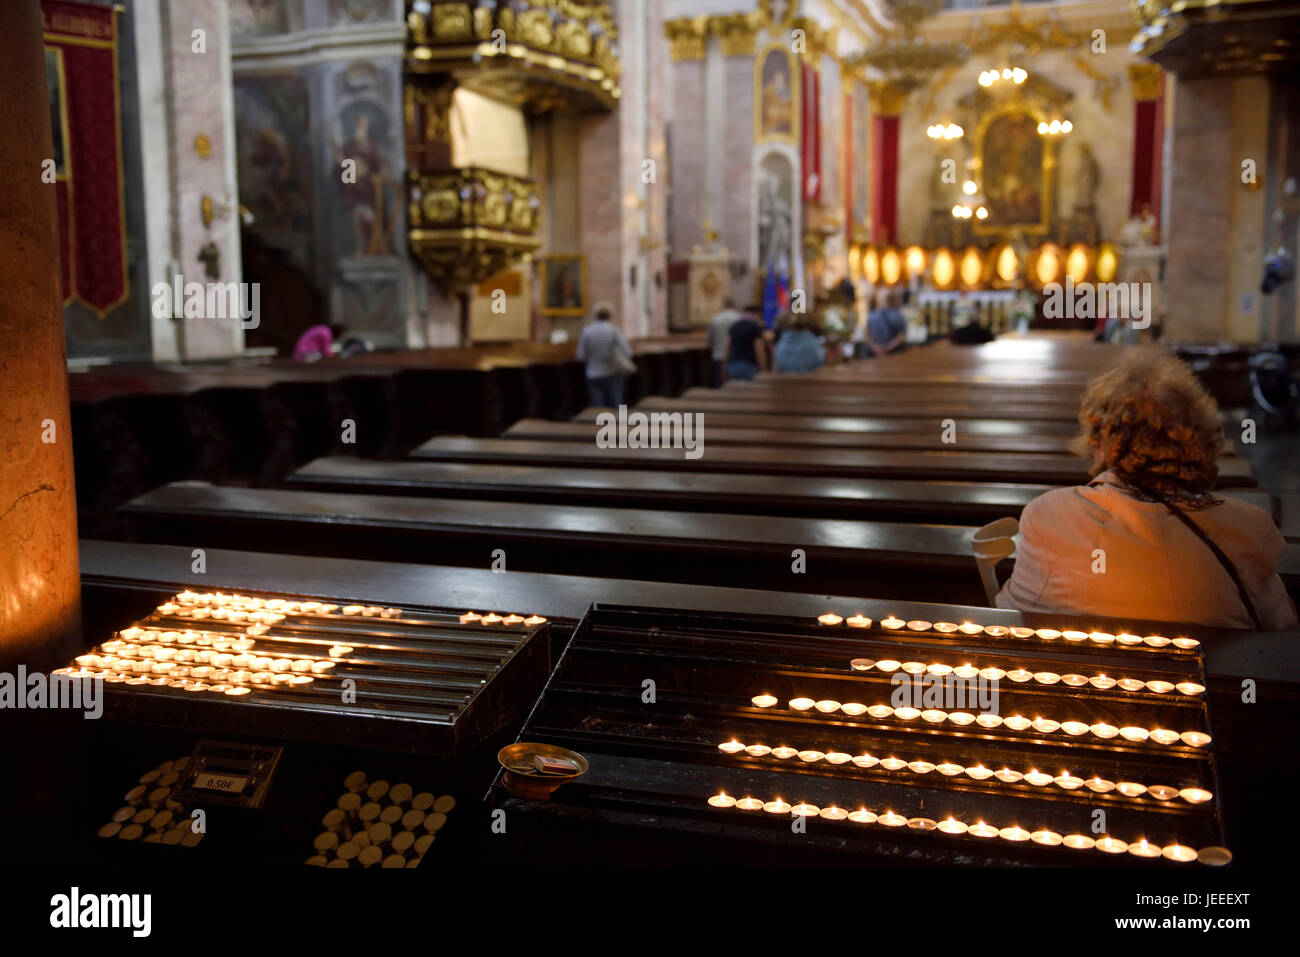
<box><xmin>936</xmin><ymin>762</ymin><xmax>965</xmax><ymax>776</ymax></box>
<box><xmin>1119</xmin><ymin>726</ymin><xmax>1150</xmax><ymax>742</ymax></box>
<box><xmin>1024</xmin><ymin>770</ymin><xmax>1053</xmax><ymax>787</ymax></box>
<box><xmin>1062</xmin><ymin>834</ymin><xmax>1095</xmax><ymax>850</ymax></box>
<box><xmin>933</xmin><ymin>622</ymin><xmax>959</xmax><ymax>634</ymax></box>
<box><xmin>926</xmin><ymin>663</ymin><xmax>954</xmax><ymax>677</ymax></box>
<box><xmin>968</xmin><ymin>822</ymin><xmax>998</xmax><ymax>838</ymax></box>
<box><xmin>718</xmin><ymin>740</ymin><xmax>745</xmax><ymax>754</ymax></box>
<box><xmin>1089</xmin><ymin>674</ymin><xmax>1117</xmax><ymax>690</ymax></box>
<box><xmin>789</xmin><ymin>697</ymin><xmax>815</xmax><ymax>711</ymax></box>
<box><xmin>1117</xmin><ymin>678</ymin><xmax>1146</xmax><ymax>692</ymax></box>
<box><xmin>524</xmin><ymin>615</ymin><xmax>547</xmax><ymax>626</ymax></box>
<box><xmin>959</xmin><ymin>622</ymin><xmax>983</xmax><ymax>635</ymax></box>
<box><xmin>762</xmin><ymin>798</ymin><xmax>792</xmax><ymax>815</ymax></box>
<box><xmin>1062</xmin><ymin>630</ymin><xmax>1088</xmax><ymax>643</ymax></box>
<box><xmin>818</xmin><ymin>613</ymin><xmax>843</xmax><ymax>626</ymax></box>
<box><xmin>735</xmin><ymin>797</ymin><xmax>764</xmax><ymax>811</ymax></box>
<box><xmin>874</xmin><ymin>659</ymin><xmax>902</xmax><ymax>673</ymax></box>
<box><xmin>999</xmin><ymin>826</ymin><xmax>1032</xmax><ymax>842</ymax></box>
<box><xmin>1150</xmin><ymin>729</ymin><xmax>1181</xmax><ymax>746</ymax></box>
<box><xmin>820</xmin><ymin>805</ymin><xmax>848</xmax><ymax>821</ymax></box>
<box><xmin>481</xmin><ymin>614</ymin><xmax>503</xmax><ymax>625</ymax></box>
<box><xmin>881</xmin><ymin>616</ymin><xmax>904</xmax><ymax>630</ymax></box>
<box><xmin>921</xmin><ymin>710</ymin><xmax>948</xmax><ymax>724</ymax></box>
<box><xmin>744</xmin><ymin>744</ymin><xmax>771</xmax><ymax>757</ymax></box>
<box><xmin>1181</xmin><ymin>731</ymin><xmax>1211</xmax><ymax>747</ymax></box>
<box><xmin>796</xmin><ymin>751</ymin><xmax>824</xmax><ymax>763</ymax></box>
<box><xmin>791</xmin><ymin>802</ymin><xmax>820</xmax><ymax>817</ymax></box>
<box><xmin>1162</xmin><ymin>844</ymin><xmax>1198</xmax><ymax>862</ymax></box>
<box><xmin>1031</xmin><ymin>717</ymin><xmax>1061</xmax><ymax>734</ymax></box>
<box><xmin>1054</xmin><ymin>774</ymin><xmax>1085</xmax><ymax>790</ymax></box>
<box><xmin>879</xmin><ymin>757</ymin><xmax>907</xmax><ymax>771</ymax></box>
<box><xmin>908</xmin><ymin>818</ymin><xmax>938</xmax><ymax>831</ymax></box>
<box><xmin>708</xmin><ymin>792</ymin><xmax>737</xmax><ymax>808</ymax></box>
<box><xmin>975</xmin><ymin>713</ymin><xmax>1003</xmax><ymax>729</ymax></box>
<box><xmin>937</xmin><ymin>817</ymin><xmax>968</xmax><ymax>835</ymax></box>
<box><xmin>459</xmin><ymin>612</ymin><xmax>481</xmax><ymax>624</ymax></box>
<box><xmin>1179</xmin><ymin>787</ymin><xmax>1212</xmax><ymax>804</ymax></box>
<box><xmin>751</xmin><ymin>693</ymin><xmax>778</xmax><ymax>708</ymax></box>
<box><xmin>1145</xmin><ymin>680</ymin><xmax>1175</xmax><ymax>694</ymax></box>
<box><xmin>1089</xmin><ymin>631</ymin><xmax>1116</xmax><ymax>645</ymax></box>
<box><xmin>1116</xmin><ymin>782</ymin><xmax>1147</xmax><ymax>797</ymax></box>
<box><xmin>954</xmin><ymin>663</ymin><xmax>979</xmax><ymax>679</ymax></box>
<box><xmin>1006</xmin><ymin>669</ymin><xmax>1033</xmax><ymax>683</ymax></box>
<box><xmin>901</xmin><ymin>661</ymin><xmax>926</xmax><ymax>675</ymax></box>
<box><xmin>846</xmin><ymin>615</ymin><xmax>872</xmax><ymax>628</ymax></box>
<box><xmin>866</xmin><ymin>705</ymin><xmax>894</xmax><ymax>719</ymax></box>
<box><xmin>1147</xmin><ymin>785</ymin><xmax>1179</xmax><ymax>801</ymax></box>
<box><xmin>965</xmin><ymin>765</ymin><xmax>995</xmax><ymax>781</ymax></box>
<box><xmin>501</xmin><ymin>614</ymin><xmax>525</xmax><ymax>626</ymax></box>
<box><xmin>1061</xmin><ymin>721</ymin><xmax>1090</xmax><ymax>736</ymax></box>
<box><xmin>848</xmin><ymin>808</ymin><xmax>877</xmax><ymax>824</ymax></box>
<box><xmin>311</xmin><ymin>661</ymin><xmax>335</xmax><ymax>674</ymax></box>
<box><xmin>814</xmin><ymin>700</ymin><xmax>842</xmax><ymax>713</ymax></box>
<box><xmin>994</xmin><ymin>768</ymin><xmax>1024</xmax><ymax>783</ymax></box>
<box><xmin>878</xmin><ymin>811</ymin><xmax>907</xmax><ymax>827</ymax></box>
<box><xmin>907</xmin><ymin>760</ymin><xmax>936</xmax><ymax>774</ymax></box>
<box><xmin>1003</xmin><ymin>715</ymin><xmax>1032</xmax><ymax>731</ymax></box>
<box><xmin>979</xmin><ymin>667</ymin><xmax>1007</xmax><ymax>681</ymax></box>
<box><xmin>1035</xmin><ymin>628</ymin><xmax>1061</xmax><ymax>640</ymax></box>
<box><xmin>1090</xmin><ymin>722</ymin><xmax>1119</xmax><ymax>739</ymax></box>
<box><xmin>1172</xmin><ymin>637</ymin><xmax>1200</xmax><ymax>649</ymax></box>
<box><xmin>770</xmin><ymin>747</ymin><xmax>798</xmax><ymax>759</ymax></box>
<box><xmin>1116</xmin><ymin>633</ymin><xmax>1143</xmax><ymax>646</ymax></box>
<box><xmin>1031</xmin><ymin>830</ymin><xmax>1063</xmax><ymax>846</ymax></box>
<box><xmin>1085</xmin><ymin>777</ymin><xmax>1115</xmax><ymax>793</ymax></box>
<box><xmin>907</xmin><ymin>620</ymin><xmax>932</xmax><ymax>632</ymax></box>
<box><xmin>983</xmin><ymin>625</ymin><xmax>1009</xmax><ymax>637</ymax></box>
<box><xmin>1175</xmin><ymin>681</ymin><xmax>1206</xmax><ymax>696</ymax></box>
<box><xmin>948</xmin><ymin>712</ymin><xmax>976</xmax><ymax>726</ymax></box>
<box><xmin>893</xmin><ymin>707</ymin><xmax>921</xmax><ymax>721</ymax></box>
<box><xmin>852</xmin><ymin>753</ymin><xmax>878</xmax><ymax>768</ymax></box>
<box><xmin>824</xmin><ymin>752</ymin><xmax>852</xmax><ymax>765</ymax></box>
<box><xmin>849</xmin><ymin>659</ymin><xmax>874</xmax><ymax>671</ymax></box>
<box><xmin>840</xmin><ymin>703</ymin><xmax>867</xmax><ymax>716</ymax></box>
<box><xmin>1143</xmin><ymin>635</ymin><xmax>1171</xmax><ymax>648</ymax></box>
<box><xmin>1096</xmin><ymin>837</ymin><xmax>1129</xmax><ymax>854</ymax></box>
<box><xmin>1060</xmin><ymin>674</ymin><xmax>1089</xmax><ymax>687</ymax></box>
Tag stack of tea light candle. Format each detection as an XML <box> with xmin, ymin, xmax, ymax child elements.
<box><xmin>97</xmin><ymin>756</ymin><xmax>206</xmax><ymax>848</ymax></box>
<box><xmin>306</xmin><ymin>771</ymin><xmax>454</xmax><ymax>868</ymax></box>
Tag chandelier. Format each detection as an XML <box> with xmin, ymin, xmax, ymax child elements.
<box><xmin>855</xmin><ymin>0</ymin><xmax>968</xmax><ymax>94</ymax></box>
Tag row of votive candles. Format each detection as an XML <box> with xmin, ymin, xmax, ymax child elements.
<box><xmin>751</xmin><ymin>695</ymin><xmax>1212</xmax><ymax>747</ymax></box>
<box><xmin>846</xmin><ymin>658</ymin><xmax>1205</xmax><ymax>696</ymax></box>
<box><xmin>704</xmin><ymin>793</ymin><xmax>1230</xmax><ymax>864</ymax></box>
<box><xmin>459</xmin><ymin>612</ymin><xmax>547</xmax><ymax>626</ymax></box>
<box><xmin>715</xmin><ymin>739</ymin><xmax>1212</xmax><ymax>804</ymax></box>
<box><xmin>815</xmin><ymin>614</ymin><xmax>1201</xmax><ymax>651</ymax></box>
<box><xmin>163</xmin><ymin>592</ymin><xmax>547</xmax><ymax>627</ymax></box>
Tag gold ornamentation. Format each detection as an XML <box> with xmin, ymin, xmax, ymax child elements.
<box><xmin>431</xmin><ymin>2</ymin><xmax>473</xmax><ymax>40</ymax></box>
<box><xmin>193</xmin><ymin>133</ymin><xmax>211</xmax><ymax>159</ymax></box>
<box><xmin>714</xmin><ymin>12</ymin><xmax>763</xmax><ymax>57</ymax></box>
<box><xmin>869</xmin><ymin>80</ymin><xmax>907</xmax><ymax>117</ymax></box>
<box><xmin>666</xmin><ymin>15</ymin><xmax>708</xmax><ymax>61</ymax></box>
<box><xmin>1127</xmin><ymin>63</ymin><xmax>1163</xmax><ymax>101</ymax></box>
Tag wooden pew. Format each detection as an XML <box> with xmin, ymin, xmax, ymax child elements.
<box><xmin>672</xmin><ymin>387</ymin><xmax>1082</xmax><ymax>421</ymax></box>
<box><xmin>409</xmin><ymin>436</ymin><xmax>1257</xmax><ymax>487</ymax></box>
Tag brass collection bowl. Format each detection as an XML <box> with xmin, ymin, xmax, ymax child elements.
<box><xmin>498</xmin><ymin>742</ymin><xmax>589</xmax><ymax>801</ymax></box>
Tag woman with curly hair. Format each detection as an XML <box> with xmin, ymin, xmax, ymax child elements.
<box><xmin>996</xmin><ymin>351</ymin><xmax>1296</xmax><ymax>630</ymax></box>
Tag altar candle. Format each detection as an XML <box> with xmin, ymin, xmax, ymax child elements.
<box><xmin>1161</xmin><ymin>844</ymin><xmax>1198</xmax><ymax>862</ymax></box>
<box><xmin>824</xmin><ymin>752</ymin><xmax>852</xmax><ymax>765</ymax></box>
<box><xmin>817</xmin><ymin>614</ymin><xmax>843</xmax><ymax>626</ymax></box>
<box><xmin>1061</xmin><ymin>721</ymin><xmax>1090</xmax><ymax>736</ymax></box>
<box><xmin>937</xmin><ymin>817</ymin><xmax>968</xmax><ymax>834</ymax></box>
<box><xmin>920</xmin><ymin>710</ymin><xmax>948</xmax><ymax>724</ymax></box>
<box><xmin>1144</xmin><ymin>680</ymin><xmax>1175</xmax><ymax>694</ymax></box>
<box><xmin>1024</xmin><ymin>770</ymin><xmax>1053</xmax><ymax>787</ymax></box>
<box><xmin>982</xmin><ymin>625</ymin><xmax>1009</xmax><ymax>637</ymax></box>
<box><xmin>708</xmin><ymin>792</ymin><xmax>737</xmax><ymax>808</ymax></box>
<box><xmin>770</xmin><ymin>747</ymin><xmax>798</xmax><ymax>759</ymax></box>
<box><xmin>999</xmin><ymin>826</ymin><xmax>1032</xmax><ymax>842</ymax></box>
<box><xmin>846</xmin><ymin>615</ymin><xmax>872</xmax><ymax>628</ymax></box>
<box><xmin>840</xmin><ymin>703</ymin><xmax>867</xmax><ymax>716</ymax></box>
<box><xmin>968</xmin><ymin>822</ymin><xmax>998</xmax><ymax>838</ymax></box>
<box><xmin>762</xmin><ymin>798</ymin><xmax>792</xmax><ymax>814</ymax></box>
<box><xmin>1175</xmin><ymin>681</ymin><xmax>1206</xmax><ymax>696</ymax></box>
<box><xmin>814</xmin><ymin>699</ymin><xmax>841</xmax><ymax>713</ymax></box>
<box><xmin>751</xmin><ymin>694</ymin><xmax>778</xmax><ymax>708</ymax></box>
<box><xmin>1089</xmin><ymin>674</ymin><xmax>1117</xmax><ymax>690</ymax></box>
<box><xmin>744</xmin><ymin>744</ymin><xmax>771</xmax><ymax>757</ymax></box>
<box><xmin>1119</xmin><ymin>726</ymin><xmax>1150</xmax><ymax>742</ymax></box>
<box><xmin>878</xmin><ymin>811</ymin><xmax>907</xmax><ymax>827</ymax></box>
<box><xmin>1180</xmin><ymin>731</ymin><xmax>1211</xmax><ymax>747</ymax></box>
<box><xmin>1095</xmin><ymin>837</ymin><xmax>1128</xmax><ymax>854</ymax></box>
<box><xmin>1085</xmin><ymin>777</ymin><xmax>1115</xmax><ymax>793</ymax></box>
<box><xmin>874</xmin><ymin>659</ymin><xmax>902</xmax><ymax>672</ymax></box>
<box><xmin>1146</xmin><ymin>785</ymin><xmax>1179</xmax><ymax>801</ymax></box>
<box><xmin>936</xmin><ymin>763</ymin><xmax>965</xmax><ymax>776</ymax></box>
<box><xmin>881</xmin><ymin>616</ymin><xmax>905</xmax><ymax>630</ymax></box>
<box><xmin>1031</xmin><ymin>830</ymin><xmax>1063</xmax><ymax>846</ymax></box>
<box><xmin>975</xmin><ymin>713</ymin><xmax>1003</xmax><ymax>729</ymax></box>
<box><xmin>735</xmin><ymin>797</ymin><xmax>764</xmax><ymax>811</ymax></box>
<box><xmin>849</xmin><ymin>659</ymin><xmax>874</xmax><ymax>671</ymax></box>
<box><xmin>789</xmin><ymin>697</ymin><xmax>815</xmax><ymax>711</ymax></box>
<box><xmin>1117</xmin><ymin>678</ymin><xmax>1146</xmax><ymax>692</ymax></box>
<box><xmin>852</xmin><ymin>753</ymin><xmax>879</xmax><ymax>768</ymax></box>
<box><xmin>906</xmin><ymin>620</ymin><xmax>932</xmax><ymax>632</ymax></box>
<box><xmin>718</xmin><ymin>740</ymin><xmax>745</xmax><ymax>754</ymax></box>
<box><xmin>933</xmin><ymin>622</ymin><xmax>959</xmax><ymax>634</ymax></box>
<box><xmin>790</xmin><ymin>803</ymin><xmax>820</xmax><ymax>817</ymax></box>
<box><xmin>965</xmin><ymin>765</ymin><xmax>994</xmax><ymax>780</ymax></box>
<box><xmin>820</xmin><ymin>805</ymin><xmax>848</xmax><ymax>821</ymax></box>
<box><xmin>848</xmin><ymin>808</ymin><xmax>877</xmax><ymax>824</ymax></box>
<box><xmin>1179</xmin><ymin>787</ymin><xmax>1212</xmax><ymax>804</ymax></box>
<box><xmin>1090</xmin><ymin>722</ymin><xmax>1119</xmax><ymax>738</ymax></box>
<box><xmin>796</xmin><ymin>750</ymin><xmax>825</xmax><ymax>763</ymax></box>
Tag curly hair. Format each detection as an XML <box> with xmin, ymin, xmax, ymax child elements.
<box><xmin>1070</xmin><ymin>351</ymin><xmax>1225</xmax><ymax>503</ymax></box>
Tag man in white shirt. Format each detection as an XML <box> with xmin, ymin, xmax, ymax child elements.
<box><xmin>575</xmin><ymin>304</ymin><xmax>633</xmax><ymax>408</ymax></box>
<box><xmin>707</xmin><ymin>298</ymin><xmax>743</xmax><ymax>387</ymax></box>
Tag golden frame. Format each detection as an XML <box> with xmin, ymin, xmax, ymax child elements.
<box><xmin>539</xmin><ymin>254</ymin><xmax>588</xmax><ymax>317</ymax></box>
<box><xmin>973</xmin><ymin>104</ymin><xmax>1054</xmax><ymax>238</ymax></box>
<box><xmin>754</xmin><ymin>42</ymin><xmax>799</xmax><ymax>145</ymax></box>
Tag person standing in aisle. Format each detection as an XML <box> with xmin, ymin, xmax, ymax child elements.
<box><xmin>576</xmin><ymin>303</ymin><xmax>634</xmax><ymax>408</ymax></box>
<box><xmin>726</xmin><ymin>308</ymin><xmax>770</xmax><ymax>381</ymax></box>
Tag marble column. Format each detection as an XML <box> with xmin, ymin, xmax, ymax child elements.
<box><xmin>0</xmin><ymin>0</ymin><xmax>81</xmax><ymax>671</ymax></box>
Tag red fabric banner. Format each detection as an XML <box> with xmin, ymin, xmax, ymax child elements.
<box><xmin>42</xmin><ymin>0</ymin><xmax>127</xmax><ymax>316</ymax></box>
<box><xmin>870</xmin><ymin>114</ymin><xmax>899</xmax><ymax>245</ymax></box>
<box><xmin>801</xmin><ymin>63</ymin><xmax>821</xmax><ymax>202</ymax></box>
<box><xmin>1130</xmin><ymin>71</ymin><xmax>1164</xmax><ymax>236</ymax></box>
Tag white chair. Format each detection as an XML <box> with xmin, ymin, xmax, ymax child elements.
<box><xmin>971</xmin><ymin>517</ymin><xmax>1019</xmax><ymax>606</ymax></box>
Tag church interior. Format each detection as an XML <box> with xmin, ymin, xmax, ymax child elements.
<box><xmin>3</xmin><ymin>0</ymin><xmax>1300</xmax><ymax>911</ymax></box>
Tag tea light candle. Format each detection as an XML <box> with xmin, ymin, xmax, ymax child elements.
<box><xmin>735</xmin><ymin>797</ymin><xmax>764</xmax><ymax>811</ymax></box>
<box><xmin>796</xmin><ymin>750</ymin><xmax>825</xmax><ymax>763</ymax></box>
<box><xmin>1162</xmin><ymin>844</ymin><xmax>1198</xmax><ymax>862</ymax></box>
<box><xmin>1089</xmin><ymin>674</ymin><xmax>1117</xmax><ymax>690</ymax></box>
<box><xmin>1062</xmin><ymin>630</ymin><xmax>1088</xmax><ymax>642</ymax></box>
<box><xmin>874</xmin><ymin>659</ymin><xmax>902</xmax><ymax>672</ymax></box>
<box><xmin>1054</xmin><ymin>774</ymin><xmax>1085</xmax><ymax>790</ymax></box>
<box><xmin>1147</xmin><ymin>785</ymin><xmax>1179</xmax><ymax>801</ymax></box>
<box><xmin>762</xmin><ymin>798</ymin><xmax>791</xmax><ymax>815</ymax></box>
<box><xmin>480</xmin><ymin>613</ymin><xmax>503</xmax><ymax>625</ymax></box>
<box><xmin>878</xmin><ymin>811</ymin><xmax>907</xmax><ymax>827</ymax></box>
<box><xmin>968</xmin><ymin>822</ymin><xmax>998</xmax><ymax>838</ymax></box>
<box><xmin>926</xmin><ymin>663</ymin><xmax>954</xmax><ymax>677</ymax></box>
<box><xmin>933</xmin><ymin>622</ymin><xmax>959</xmax><ymax>634</ymax></box>
<box><xmin>1085</xmin><ymin>777</ymin><xmax>1115</xmax><ymax>793</ymax></box>
<box><xmin>459</xmin><ymin>612</ymin><xmax>481</xmax><ymax>624</ymax></box>
<box><xmin>893</xmin><ymin>707</ymin><xmax>921</xmax><ymax>721</ymax></box>
<box><xmin>936</xmin><ymin>762</ymin><xmax>965</xmax><ymax>776</ymax></box>
<box><xmin>524</xmin><ymin>615</ymin><xmax>547</xmax><ymax>626</ymax></box>
<box><xmin>1119</xmin><ymin>726</ymin><xmax>1150</xmax><ymax>742</ymax></box>
<box><xmin>840</xmin><ymin>703</ymin><xmax>867</xmax><ymax>716</ymax></box>
<box><xmin>907</xmin><ymin>620</ymin><xmax>932</xmax><ymax>632</ymax></box>
<box><xmin>1117</xmin><ymin>678</ymin><xmax>1146</xmax><ymax>692</ymax></box>
<box><xmin>1095</xmin><ymin>837</ymin><xmax>1128</xmax><ymax>854</ymax></box>
<box><xmin>708</xmin><ymin>792</ymin><xmax>737</xmax><ymax>808</ymax></box>
<box><xmin>501</xmin><ymin>614</ymin><xmax>525</xmax><ymax>625</ymax></box>
<box><xmin>1143</xmin><ymin>635</ymin><xmax>1171</xmax><ymax>648</ymax></box>
<box><xmin>937</xmin><ymin>817</ymin><xmax>968</xmax><ymax>835</ymax></box>
<box><xmin>1089</xmin><ymin>631</ymin><xmax>1115</xmax><ymax>644</ymax></box>
<box><xmin>1003</xmin><ymin>715</ymin><xmax>1032</xmax><ymax>731</ymax></box>
<box><xmin>907</xmin><ymin>760</ymin><xmax>936</xmax><ymax>774</ymax></box>
<box><xmin>881</xmin><ymin>616</ymin><xmax>905</xmax><ymax>629</ymax></box>
<box><xmin>744</xmin><ymin>744</ymin><xmax>771</xmax><ymax>757</ymax></box>
<box><xmin>953</xmin><ymin>664</ymin><xmax>979</xmax><ymax>679</ymax></box>
<box><xmin>814</xmin><ymin>699</ymin><xmax>841</xmax><ymax>713</ymax></box>
<box><xmin>1031</xmin><ymin>830</ymin><xmax>1063</xmax><ymax>846</ymax></box>
<box><xmin>849</xmin><ymin>659</ymin><xmax>875</xmax><ymax>671</ymax></box>
<box><xmin>824</xmin><ymin>752</ymin><xmax>852</xmax><ymax>765</ymax></box>
<box><xmin>1062</xmin><ymin>834</ymin><xmax>1095</xmax><ymax>850</ymax></box>
<box><xmin>1144</xmin><ymin>680</ymin><xmax>1175</xmax><ymax>694</ymax></box>
<box><xmin>1024</xmin><ymin>770</ymin><xmax>1053</xmax><ymax>787</ymax></box>
<box><xmin>1031</xmin><ymin>717</ymin><xmax>1060</xmax><ymax>734</ymax></box>
<box><xmin>979</xmin><ymin>666</ymin><xmax>1007</xmax><ymax>681</ymax></box>
<box><xmin>1115</xmin><ymin>633</ymin><xmax>1143</xmax><ymax>646</ymax></box>
<box><xmin>790</xmin><ymin>802</ymin><xmax>820</xmax><ymax>817</ymax></box>
<box><xmin>788</xmin><ymin>697</ymin><xmax>815</xmax><ymax>711</ymax></box>
<box><xmin>1175</xmin><ymin>681</ymin><xmax>1206</xmax><ymax>696</ymax></box>
<box><xmin>1181</xmin><ymin>731</ymin><xmax>1211</xmax><ymax>747</ymax></box>
<box><xmin>879</xmin><ymin>757</ymin><xmax>907</xmax><ymax>771</ymax></box>
<box><xmin>1061</xmin><ymin>721</ymin><xmax>1090</xmax><ymax>736</ymax></box>
<box><xmin>999</xmin><ymin>826</ymin><xmax>1032</xmax><ymax>842</ymax></box>
<box><xmin>848</xmin><ymin>808</ymin><xmax>877</xmax><ymax>824</ymax></box>
<box><xmin>1035</xmin><ymin>628</ymin><xmax>1061</xmax><ymax>640</ymax></box>
<box><xmin>975</xmin><ymin>713</ymin><xmax>1003</xmax><ymax>729</ymax></box>
<box><xmin>1179</xmin><ymin>787</ymin><xmax>1212</xmax><ymax>804</ymax></box>
<box><xmin>819</xmin><ymin>805</ymin><xmax>848</xmax><ymax>821</ymax></box>
<box><xmin>994</xmin><ymin>768</ymin><xmax>1024</xmax><ymax>783</ymax></box>
<box><xmin>852</xmin><ymin>753</ymin><xmax>879</xmax><ymax>768</ymax></box>
<box><xmin>908</xmin><ymin>818</ymin><xmax>938</xmax><ymax>831</ymax></box>
<box><xmin>771</xmin><ymin>747</ymin><xmax>798</xmax><ymax>759</ymax></box>
<box><xmin>1198</xmin><ymin>847</ymin><xmax>1233</xmax><ymax>867</ymax></box>
<box><xmin>1059</xmin><ymin>674</ymin><xmax>1088</xmax><ymax>687</ymax></box>
<box><xmin>1150</xmin><ymin>729</ymin><xmax>1181</xmax><ymax>746</ymax></box>
<box><xmin>1116</xmin><ymin>782</ymin><xmax>1147</xmax><ymax>797</ymax></box>
<box><xmin>817</xmin><ymin>613</ymin><xmax>843</xmax><ymax>626</ymax></box>
<box><xmin>900</xmin><ymin>661</ymin><xmax>926</xmax><ymax>675</ymax></box>
<box><xmin>1172</xmin><ymin>637</ymin><xmax>1200</xmax><ymax>649</ymax></box>
<box><xmin>965</xmin><ymin>765</ymin><xmax>994</xmax><ymax>781</ymax></box>
<box><xmin>846</xmin><ymin>615</ymin><xmax>871</xmax><ymax>628</ymax></box>
<box><xmin>1006</xmin><ymin>669</ymin><xmax>1033</xmax><ymax>683</ymax></box>
<box><xmin>948</xmin><ymin>712</ymin><xmax>976</xmax><ymax>726</ymax></box>
<box><xmin>1090</xmin><ymin>722</ymin><xmax>1119</xmax><ymax>738</ymax></box>
<box><xmin>921</xmin><ymin>710</ymin><xmax>948</xmax><ymax>724</ymax></box>
<box><xmin>983</xmin><ymin>625</ymin><xmax>1009</xmax><ymax>637</ymax></box>
<box><xmin>718</xmin><ymin>740</ymin><xmax>745</xmax><ymax>754</ymax></box>
<box><xmin>751</xmin><ymin>693</ymin><xmax>778</xmax><ymax>708</ymax></box>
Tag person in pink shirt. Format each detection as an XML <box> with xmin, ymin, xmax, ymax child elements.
<box><xmin>997</xmin><ymin>351</ymin><xmax>1296</xmax><ymax>631</ymax></box>
<box><xmin>293</xmin><ymin>323</ymin><xmax>344</xmax><ymax>362</ymax></box>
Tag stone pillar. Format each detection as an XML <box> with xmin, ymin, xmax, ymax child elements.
<box><xmin>0</xmin><ymin>0</ymin><xmax>81</xmax><ymax>671</ymax></box>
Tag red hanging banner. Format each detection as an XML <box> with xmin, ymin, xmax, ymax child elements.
<box><xmin>800</xmin><ymin>62</ymin><xmax>821</xmax><ymax>202</ymax></box>
<box><xmin>42</xmin><ymin>0</ymin><xmax>127</xmax><ymax>316</ymax></box>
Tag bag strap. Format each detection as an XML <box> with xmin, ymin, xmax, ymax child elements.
<box><xmin>1124</xmin><ymin>482</ymin><xmax>1263</xmax><ymax>630</ymax></box>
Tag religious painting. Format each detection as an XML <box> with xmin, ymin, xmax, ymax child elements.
<box><xmin>756</xmin><ymin>151</ymin><xmax>795</xmax><ymax>272</ymax></box>
<box><xmin>234</xmin><ymin>75</ymin><xmax>314</xmax><ymax>238</ymax></box>
<box><xmin>755</xmin><ymin>44</ymin><xmax>798</xmax><ymax>144</ymax></box>
<box><xmin>330</xmin><ymin>61</ymin><xmax>398</xmax><ymax>259</ymax></box>
<box><xmin>540</xmin><ymin>255</ymin><xmax>587</xmax><ymax>317</ymax></box>
<box><xmin>977</xmin><ymin>109</ymin><xmax>1050</xmax><ymax>235</ymax></box>
<box><xmin>229</xmin><ymin>0</ymin><xmax>294</xmax><ymax>39</ymax></box>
